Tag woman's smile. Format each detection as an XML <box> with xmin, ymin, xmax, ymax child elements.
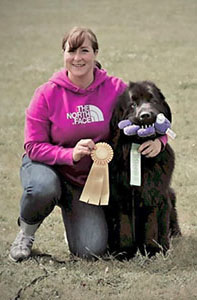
<box><xmin>72</xmin><ymin>63</ymin><xmax>85</xmax><ymax>67</ymax></box>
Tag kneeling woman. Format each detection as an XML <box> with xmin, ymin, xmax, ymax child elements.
<box><xmin>10</xmin><ymin>27</ymin><xmax>165</xmax><ymax>261</ymax></box>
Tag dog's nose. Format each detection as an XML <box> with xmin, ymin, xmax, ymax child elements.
<box><xmin>139</xmin><ymin>112</ymin><xmax>151</xmax><ymax>121</ymax></box>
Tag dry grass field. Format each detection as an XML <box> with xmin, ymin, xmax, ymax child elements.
<box><xmin>0</xmin><ymin>0</ymin><xmax>197</xmax><ymax>299</ymax></box>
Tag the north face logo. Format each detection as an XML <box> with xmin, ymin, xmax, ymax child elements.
<box><xmin>67</xmin><ymin>105</ymin><xmax>104</xmax><ymax>125</ymax></box>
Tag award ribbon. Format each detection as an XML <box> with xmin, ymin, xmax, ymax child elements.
<box><xmin>80</xmin><ymin>142</ymin><xmax>113</xmax><ymax>206</ymax></box>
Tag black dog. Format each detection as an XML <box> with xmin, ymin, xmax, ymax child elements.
<box><xmin>106</xmin><ymin>81</ymin><xmax>181</xmax><ymax>257</ymax></box>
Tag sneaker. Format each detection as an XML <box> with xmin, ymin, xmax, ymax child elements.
<box><xmin>9</xmin><ymin>230</ymin><xmax>34</xmax><ymax>262</ymax></box>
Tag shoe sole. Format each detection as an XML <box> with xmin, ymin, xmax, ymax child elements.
<box><xmin>8</xmin><ymin>253</ymin><xmax>30</xmax><ymax>263</ymax></box>
<box><xmin>9</xmin><ymin>253</ymin><xmax>20</xmax><ymax>262</ymax></box>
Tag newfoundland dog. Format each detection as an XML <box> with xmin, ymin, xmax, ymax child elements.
<box><xmin>106</xmin><ymin>81</ymin><xmax>181</xmax><ymax>257</ymax></box>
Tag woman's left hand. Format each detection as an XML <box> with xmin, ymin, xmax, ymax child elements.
<box><xmin>138</xmin><ymin>138</ymin><xmax>162</xmax><ymax>158</ymax></box>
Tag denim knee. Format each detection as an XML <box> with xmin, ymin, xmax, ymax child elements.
<box><xmin>20</xmin><ymin>156</ymin><xmax>62</xmax><ymax>223</ymax></box>
<box><xmin>23</xmin><ymin>173</ymin><xmax>61</xmax><ymax>203</ymax></box>
<box><xmin>61</xmin><ymin>195</ymin><xmax>108</xmax><ymax>259</ymax></box>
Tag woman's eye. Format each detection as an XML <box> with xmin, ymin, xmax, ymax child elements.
<box><xmin>82</xmin><ymin>49</ymin><xmax>89</xmax><ymax>53</ymax></box>
<box><xmin>67</xmin><ymin>49</ymin><xmax>75</xmax><ymax>53</ymax></box>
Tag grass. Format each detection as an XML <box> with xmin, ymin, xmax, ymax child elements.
<box><xmin>0</xmin><ymin>0</ymin><xmax>197</xmax><ymax>299</ymax></box>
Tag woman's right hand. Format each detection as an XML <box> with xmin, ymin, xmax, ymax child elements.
<box><xmin>73</xmin><ymin>139</ymin><xmax>96</xmax><ymax>162</ymax></box>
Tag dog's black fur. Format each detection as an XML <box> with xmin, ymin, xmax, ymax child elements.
<box><xmin>106</xmin><ymin>81</ymin><xmax>181</xmax><ymax>257</ymax></box>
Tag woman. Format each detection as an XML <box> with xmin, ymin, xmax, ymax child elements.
<box><xmin>9</xmin><ymin>27</ymin><xmax>166</xmax><ymax>261</ymax></box>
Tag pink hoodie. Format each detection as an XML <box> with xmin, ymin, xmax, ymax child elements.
<box><xmin>25</xmin><ymin>67</ymin><xmax>127</xmax><ymax>186</ymax></box>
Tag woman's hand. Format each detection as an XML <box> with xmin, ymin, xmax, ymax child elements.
<box><xmin>73</xmin><ymin>139</ymin><xmax>96</xmax><ymax>162</ymax></box>
<box><xmin>138</xmin><ymin>138</ymin><xmax>162</xmax><ymax>158</ymax></box>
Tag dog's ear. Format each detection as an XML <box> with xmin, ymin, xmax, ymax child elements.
<box><xmin>111</xmin><ymin>88</ymin><xmax>130</xmax><ymax>126</ymax></box>
<box><xmin>156</xmin><ymin>86</ymin><xmax>165</xmax><ymax>102</ymax></box>
<box><xmin>145</xmin><ymin>81</ymin><xmax>172</xmax><ymax>122</ymax></box>
<box><xmin>163</xmin><ymin>101</ymin><xmax>172</xmax><ymax>123</ymax></box>
<box><xmin>110</xmin><ymin>88</ymin><xmax>130</xmax><ymax>144</ymax></box>
<box><xmin>128</xmin><ymin>82</ymin><xmax>136</xmax><ymax>99</ymax></box>
<box><xmin>151</xmin><ymin>82</ymin><xmax>172</xmax><ymax>122</ymax></box>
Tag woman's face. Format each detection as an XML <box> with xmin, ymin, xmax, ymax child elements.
<box><xmin>64</xmin><ymin>36</ymin><xmax>98</xmax><ymax>81</ymax></box>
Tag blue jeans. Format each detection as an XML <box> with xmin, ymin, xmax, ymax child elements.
<box><xmin>19</xmin><ymin>155</ymin><xmax>108</xmax><ymax>258</ymax></box>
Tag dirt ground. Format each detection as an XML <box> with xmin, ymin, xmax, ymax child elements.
<box><xmin>0</xmin><ymin>0</ymin><xmax>197</xmax><ymax>299</ymax></box>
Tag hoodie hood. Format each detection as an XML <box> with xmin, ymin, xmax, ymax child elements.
<box><xmin>49</xmin><ymin>67</ymin><xmax>108</xmax><ymax>95</ymax></box>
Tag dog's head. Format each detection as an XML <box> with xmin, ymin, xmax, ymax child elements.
<box><xmin>125</xmin><ymin>81</ymin><xmax>171</xmax><ymax>125</ymax></box>
<box><xmin>111</xmin><ymin>81</ymin><xmax>172</xmax><ymax>144</ymax></box>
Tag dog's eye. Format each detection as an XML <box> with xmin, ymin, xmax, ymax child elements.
<box><xmin>131</xmin><ymin>95</ymin><xmax>138</xmax><ymax>101</ymax></box>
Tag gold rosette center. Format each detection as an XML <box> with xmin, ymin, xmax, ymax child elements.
<box><xmin>91</xmin><ymin>143</ymin><xmax>113</xmax><ymax>165</ymax></box>
<box><xmin>80</xmin><ymin>142</ymin><xmax>114</xmax><ymax>206</ymax></box>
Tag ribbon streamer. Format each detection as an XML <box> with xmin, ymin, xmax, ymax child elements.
<box><xmin>80</xmin><ymin>142</ymin><xmax>113</xmax><ymax>206</ymax></box>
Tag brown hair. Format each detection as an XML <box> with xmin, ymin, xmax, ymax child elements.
<box><xmin>62</xmin><ymin>27</ymin><xmax>99</xmax><ymax>53</ymax></box>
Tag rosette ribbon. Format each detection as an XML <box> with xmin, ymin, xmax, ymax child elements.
<box><xmin>80</xmin><ymin>142</ymin><xmax>114</xmax><ymax>206</ymax></box>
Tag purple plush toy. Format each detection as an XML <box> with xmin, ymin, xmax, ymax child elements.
<box><xmin>118</xmin><ymin>113</ymin><xmax>176</xmax><ymax>139</ymax></box>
